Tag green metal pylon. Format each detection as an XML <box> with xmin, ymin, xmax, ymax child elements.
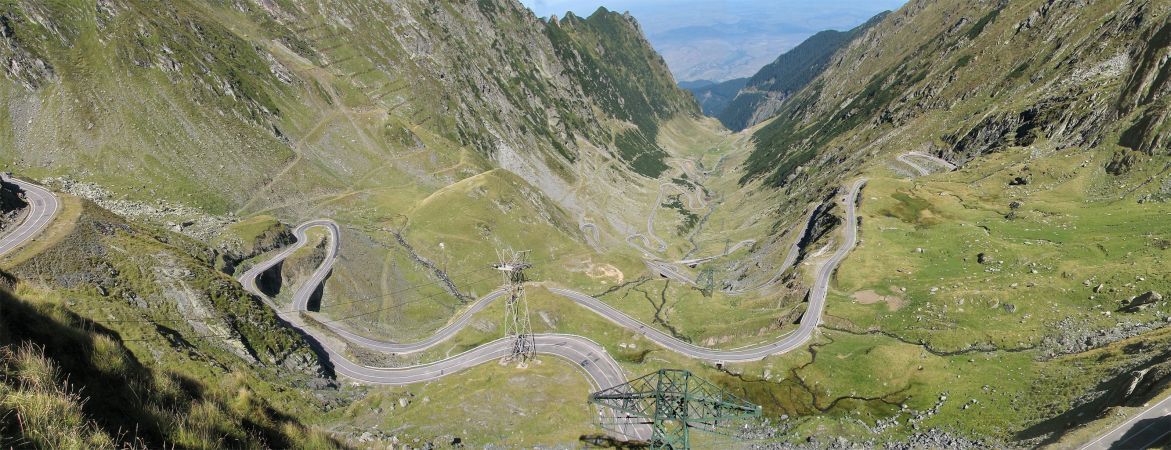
<box><xmin>589</xmin><ymin>369</ymin><xmax>762</xmax><ymax>449</ymax></box>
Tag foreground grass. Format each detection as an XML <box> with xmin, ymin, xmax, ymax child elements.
<box><xmin>0</xmin><ymin>284</ymin><xmax>344</xmax><ymax>449</ymax></box>
<box><xmin>327</xmin><ymin>355</ymin><xmax>596</xmax><ymax>448</ymax></box>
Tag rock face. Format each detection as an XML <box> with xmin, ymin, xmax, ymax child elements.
<box><xmin>739</xmin><ymin>0</ymin><xmax>1171</xmax><ymax>217</ymax></box>
<box><xmin>796</xmin><ymin>191</ymin><xmax>844</xmax><ymax>260</ymax></box>
<box><xmin>279</xmin><ymin>232</ymin><xmax>327</xmax><ymax>292</ymax></box>
<box><xmin>1122</xmin><ymin>290</ymin><xmax>1163</xmax><ymax>312</ymax></box>
<box><xmin>0</xmin><ymin>11</ymin><xmax>56</xmax><ymax>89</ymax></box>
<box><xmin>0</xmin><ymin>179</ymin><xmax>26</xmax><ymax>212</ymax></box>
<box><xmin>8</xmin><ymin>200</ymin><xmax>325</xmax><ymax>377</ymax></box>
<box><xmin>213</xmin><ymin>216</ymin><xmax>294</xmax><ymax>275</ymax></box>
<box><xmin>0</xmin><ymin>179</ymin><xmax>28</xmax><ymax>233</ymax></box>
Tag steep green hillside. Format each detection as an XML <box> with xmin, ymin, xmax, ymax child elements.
<box><xmin>0</xmin><ymin>0</ymin><xmax>695</xmax><ymax>221</ymax></box>
<box><xmin>715</xmin><ymin>12</ymin><xmax>887</xmax><ymax>131</ymax></box>
<box><xmin>743</xmin><ymin>1</ymin><xmax>1171</xmax><ymax>203</ymax></box>
<box><xmin>684</xmin><ymin>76</ymin><xmax>746</xmax><ymax>117</ymax></box>
<box><xmin>710</xmin><ymin>0</ymin><xmax>1171</xmax><ymax>445</ymax></box>
<box><xmin>6</xmin><ymin>0</ymin><xmax>1171</xmax><ymax>447</ymax></box>
<box><xmin>0</xmin><ymin>283</ymin><xmax>343</xmax><ymax>449</ymax></box>
<box><xmin>548</xmin><ymin>8</ymin><xmax>699</xmax><ymax>178</ymax></box>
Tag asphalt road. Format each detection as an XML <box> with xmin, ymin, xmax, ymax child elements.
<box><xmin>237</xmin><ymin>220</ymin><xmax>649</xmax><ymax>439</ymax></box>
<box><xmin>0</xmin><ymin>174</ymin><xmax>59</xmax><ymax>258</ymax></box>
<box><xmin>15</xmin><ymin>169</ymin><xmax>1162</xmax><ymax>446</ymax></box>
<box><xmin>552</xmin><ymin>178</ymin><xmax>866</xmax><ymax>363</ymax></box>
<box><xmin>906</xmin><ymin>151</ymin><xmax>958</xmax><ymax>171</ymax></box>
<box><xmin>645</xmin><ymin>259</ymin><xmax>696</xmax><ymax>285</ymax></box>
<box><xmin>235</xmin><ymin>176</ymin><xmax>867</xmax><ymax>366</ymax></box>
<box><xmin>676</xmin><ymin>239</ymin><xmax>756</xmax><ymax>266</ymax></box>
<box><xmin>897</xmin><ymin>151</ymin><xmax>957</xmax><ymax>176</ymax></box>
<box><xmin>896</xmin><ymin>153</ymin><xmax>932</xmax><ymax>176</ymax></box>
<box><xmin>579</xmin><ymin>221</ymin><xmax>601</xmax><ymax>249</ymax></box>
<box><xmin>1081</xmin><ymin>395</ymin><xmax>1171</xmax><ymax>449</ymax></box>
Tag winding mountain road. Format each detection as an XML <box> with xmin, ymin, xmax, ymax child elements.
<box><xmin>0</xmin><ymin>155</ymin><xmax>1162</xmax><ymax>446</ymax></box>
<box><xmin>906</xmin><ymin>151</ymin><xmax>957</xmax><ymax>171</ymax></box>
<box><xmin>240</xmin><ymin>179</ymin><xmax>865</xmax><ymax>372</ymax></box>
<box><xmin>676</xmin><ymin>239</ymin><xmax>756</xmax><ymax>266</ymax></box>
<box><xmin>550</xmin><ymin>179</ymin><xmax>867</xmax><ymax>362</ymax></box>
<box><xmin>896</xmin><ymin>152</ymin><xmax>957</xmax><ymax>176</ymax></box>
<box><xmin>896</xmin><ymin>153</ymin><xmax>932</xmax><ymax>176</ymax></box>
<box><xmin>236</xmin><ymin>220</ymin><xmax>649</xmax><ymax>439</ymax></box>
<box><xmin>0</xmin><ymin>174</ymin><xmax>59</xmax><ymax>258</ymax></box>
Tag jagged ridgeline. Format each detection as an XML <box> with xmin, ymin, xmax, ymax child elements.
<box><xmin>741</xmin><ymin>0</ymin><xmax>1171</xmax><ymax>191</ymax></box>
<box><xmin>0</xmin><ymin>0</ymin><xmax>696</xmax><ymax>215</ymax></box>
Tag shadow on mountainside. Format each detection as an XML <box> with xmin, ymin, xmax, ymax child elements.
<box><xmin>1016</xmin><ymin>345</ymin><xmax>1171</xmax><ymax>446</ymax></box>
<box><xmin>0</xmin><ymin>279</ymin><xmax>346</xmax><ymax>449</ymax></box>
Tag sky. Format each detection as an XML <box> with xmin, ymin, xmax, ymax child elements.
<box><xmin>519</xmin><ymin>0</ymin><xmax>908</xmax><ymax>81</ymax></box>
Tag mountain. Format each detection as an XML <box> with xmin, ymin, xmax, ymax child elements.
<box><xmin>4</xmin><ymin>0</ymin><xmax>1171</xmax><ymax>447</ymax></box>
<box><xmin>0</xmin><ymin>1</ymin><xmax>697</xmax><ymax>211</ymax></box>
<box><xmin>734</xmin><ymin>0</ymin><xmax>1171</xmax><ymax>445</ymax></box>
<box><xmin>714</xmin><ymin>11</ymin><xmax>888</xmax><ymax>131</ymax></box>
<box><xmin>742</xmin><ymin>0</ymin><xmax>1171</xmax><ymax>191</ymax></box>
<box><xmin>682</xmin><ymin>76</ymin><xmax>747</xmax><ymax>116</ymax></box>
<box><xmin>678</xmin><ymin>79</ymin><xmax>716</xmax><ymax>90</ymax></box>
<box><xmin>0</xmin><ymin>0</ymin><xmax>701</xmax><ymax>446</ymax></box>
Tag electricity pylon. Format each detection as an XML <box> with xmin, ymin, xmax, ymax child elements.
<box><xmin>494</xmin><ymin>249</ymin><xmax>534</xmax><ymax>364</ymax></box>
<box><xmin>589</xmin><ymin>369</ymin><xmax>762</xmax><ymax>449</ymax></box>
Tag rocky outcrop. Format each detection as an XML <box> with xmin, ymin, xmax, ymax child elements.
<box><xmin>1122</xmin><ymin>291</ymin><xmax>1164</xmax><ymax>313</ymax></box>
<box><xmin>46</xmin><ymin>177</ymin><xmax>233</xmax><ymax>241</ymax></box>
<box><xmin>8</xmin><ymin>199</ymin><xmax>325</xmax><ymax>376</ymax></box>
<box><xmin>279</xmin><ymin>233</ymin><xmax>326</xmax><ymax>291</ymax></box>
<box><xmin>797</xmin><ymin>191</ymin><xmax>843</xmax><ymax>260</ymax></box>
<box><xmin>1118</xmin><ymin>20</ymin><xmax>1171</xmax><ymax>154</ymax></box>
<box><xmin>214</xmin><ymin>217</ymin><xmax>294</xmax><ymax>275</ymax></box>
<box><xmin>0</xmin><ymin>179</ymin><xmax>26</xmax><ymax>212</ymax></box>
<box><xmin>0</xmin><ymin>179</ymin><xmax>28</xmax><ymax>233</ymax></box>
<box><xmin>0</xmin><ymin>11</ymin><xmax>56</xmax><ymax>89</ymax></box>
<box><xmin>1040</xmin><ymin>316</ymin><xmax>1171</xmax><ymax>358</ymax></box>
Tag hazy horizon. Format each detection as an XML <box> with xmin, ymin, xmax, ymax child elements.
<box><xmin>519</xmin><ymin>0</ymin><xmax>906</xmax><ymax>82</ymax></box>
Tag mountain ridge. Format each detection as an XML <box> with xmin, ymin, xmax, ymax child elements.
<box><xmin>712</xmin><ymin>11</ymin><xmax>889</xmax><ymax>131</ymax></box>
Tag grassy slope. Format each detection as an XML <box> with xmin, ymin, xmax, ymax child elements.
<box><xmin>0</xmin><ymin>283</ymin><xmax>342</xmax><ymax>449</ymax></box>
<box><xmin>327</xmin><ymin>354</ymin><xmax>596</xmax><ymax>447</ymax></box>
<box><xmin>814</xmin><ymin>143</ymin><xmax>1171</xmax><ymax>444</ymax></box>
<box><xmin>6</xmin><ymin>0</ymin><xmax>1171</xmax><ymax>447</ymax></box>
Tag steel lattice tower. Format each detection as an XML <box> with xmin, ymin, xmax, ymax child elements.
<box><xmin>589</xmin><ymin>369</ymin><xmax>762</xmax><ymax>449</ymax></box>
<box><xmin>494</xmin><ymin>249</ymin><xmax>535</xmax><ymax>364</ymax></box>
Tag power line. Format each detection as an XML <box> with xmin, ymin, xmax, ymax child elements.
<box><xmin>88</xmin><ymin>261</ymin><xmax>500</xmax><ymax>326</ymax></box>
<box><xmin>312</xmin><ymin>271</ymin><xmax>502</xmax><ymax>326</ymax></box>
<box><xmin>87</xmin><ymin>246</ymin><xmax>587</xmax><ymax>344</ymax></box>
<box><xmin>104</xmin><ymin>273</ymin><xmax>501</xmax><ymax>344</ymax></box>
<box><xmin>88</xmin><ymin>269</ymin><xmax>500</xmax><ymax>332</ymax></box>
<box><xmin>316</xmin><ymin>265</ymin><xmax>496</xmax><ymax>310</ymax></box>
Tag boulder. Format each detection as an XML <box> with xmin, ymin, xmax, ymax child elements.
<box><xmin>1122</xmin><ymin>291</ymin><xmax>1163</xmax><ymax>312</ymax></box>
